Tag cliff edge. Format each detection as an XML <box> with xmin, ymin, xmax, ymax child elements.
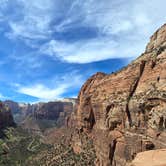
<box><xmin>72</xmin><ymin>24</ymin><xmax>166</xmax><ymax>166</ymax></box>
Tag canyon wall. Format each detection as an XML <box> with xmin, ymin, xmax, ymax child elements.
<box><xmin>0</xmin><ymin>101</ymin><xmax>15</xmax><ymax>137</ymax></box>
<box><xmin>33</xmin><ymin>101</ymin><xmax>73</xmax><ymax>121</ymax></box>
<box><xmin>73</xmin><ymin>24</ymin><xmax>166</xmax><ymax>166</ymax></box>
<box><xmin>4</xmin><ymin>99</ymin><xmax>77</xmax><ymax>127</ymax></box>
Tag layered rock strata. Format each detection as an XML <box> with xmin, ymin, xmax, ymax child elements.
<box><xmin>73</xmin><ymin>24</ymin><xmax>166</xmax><ymax>166</ymax></box>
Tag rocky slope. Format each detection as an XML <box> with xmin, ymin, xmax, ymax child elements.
<box><xmin>72</xmin><ymin>23</ymin><xmax>166</xmax><ymax>166</ymax></box>
<box><xmin>0</xmin><ymin>101</ymin><xmax>15</xmax><ymax>137</ymax></box>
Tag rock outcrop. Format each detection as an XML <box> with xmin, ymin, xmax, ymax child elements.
<box><xmin>72</xmin><ymin>24</ymin><xmax>166</xmax><ymax>166</ymax></box>
<box><xmin>130</xmin><ymin>149</ymin><xmax>166</xmax><ymax>166</ymax></box>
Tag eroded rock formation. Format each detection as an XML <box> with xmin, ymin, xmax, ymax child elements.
<box><xmin>72</xmin><ymin>24</ymin><xmax>166</xmax><ymax>165</ymax></box>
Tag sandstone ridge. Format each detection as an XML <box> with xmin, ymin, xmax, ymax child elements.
<box><xmin>72</xmin><ymin>24</ymin><xmax>166</xmax><ymax>166</ymax></box>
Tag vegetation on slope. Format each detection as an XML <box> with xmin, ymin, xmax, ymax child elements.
<box><xmin>0</xmin><ymin>127</ymin><xmax>52</xmax><ymax>166</ymax></box>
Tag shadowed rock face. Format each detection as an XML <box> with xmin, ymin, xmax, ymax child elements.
<box><xmin>73</xmin><ymin>24</ymin><xmax>166</xmax><ymax>166</ymax></box>
<box><xmin>0</xmin><ymin>101</ymin><xmax>15</xmax><ymax>137</ymax></box>
<box><xmin>3</xmin><ymin>100</ymin><xmax>20</xmax><ymax>114</ymax></box>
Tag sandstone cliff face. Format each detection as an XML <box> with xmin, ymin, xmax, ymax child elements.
<box><xmin>33</xmin><ymin>101</ymin><xmax>73</xmax><ymax>121</ymax></box>
<box><xmin>5</xmin><ymin>99</ymin><xmax>76</xmax><ymax>126</ymax></box>
<box><xmin>0</xmin><ymin>101</ymin><xmax>15</xmax><ymax>137</ymax></box>
<box><xmin>73</xmin><ymin>24</ymin><xmax>166</xmax><ymax>166</ymax></box>
<box><xmin>130</xmin><ymin>149</ymin><xmax>166</xmax><ymax>166</ymax></box>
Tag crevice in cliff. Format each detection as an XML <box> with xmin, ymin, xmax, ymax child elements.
<box><xmin>151</xmin><ymin>60</ymin><xmax>156</xmax><ymax>69</ymax></box>
<box><xmin>84</xmin><ymin>108</ymin><xmax>96</xmax><ymax>130</ymax></box>
<box><xmin>148</xmin><ymin>97</ymin><xmax>166</xmax><ymax>102</ymax></box>
<box><xmin>109</xmin><ymin>139</ymin><xmax>117</xmax><ymax>166</ymax></box>
<box><xmin>89</xmin><ymin>108</ymin><xmax>96</xmax><ymax>129</ymax></box>
<box><xmin>106</xmin><ymin>104</ymin><xmax>114</xmax><ymax>115</ymax></box>
<box><xmin>159</xmin><ymin>116</ymin><xmax>164</xmax><ymax>131</ymax></box>
<box><xmin>126</xmin><ymin>61</ymin><xmax>146</xmax><ymax>127</ymax></box>
<box><xmin>125</xmin><ymin>104</ymin><xmax>132</xmax><ymax>127</ymax></box>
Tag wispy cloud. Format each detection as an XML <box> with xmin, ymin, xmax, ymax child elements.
<box><xmin>0</xmin><ymin>0</ymin><xmax>166</xmax><ymax>102</ymax></box>
<box><xmin>44</xmin><ymin>0</ymin><xmax>165</xmax><ymax>63</ymax></box>
<box><xmin>18</xmin><ymin>84</ymin><xmax>67</xmax><ymax>101</ymax></box>
<box><xmin>16</xmin><ymin>72</ymin><xmax>84</xmax><ymax>101</ymax></box>
<box><xmin>1</xmin><ymin>0</ymin><xmax>166</xmax><ymax>64</ymax></box>
<box><xmin>56</xmin><ymin>0</ymin><xmax>165</xmax><ymax>36</ymax></box>
<box><xmin>0</xmin><ymin>93</ymin><xmax>8</xmax><ymax>100</ymax></box>
<box><xmin>6</xmin><ymin>0</ymin><xmax>54</xmax><ymax>40</ymax></box>
<box><xmin>40</xmin><ymin>38</ymin><xmax>142</xmax><ymax>64</ymax></box>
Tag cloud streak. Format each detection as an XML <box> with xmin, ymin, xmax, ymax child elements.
<box><xmin>16</xmin><ymin>72</ymin><xmax>84</xmax><ymax>101</ymax></box>
<box><xmin>0</xmin><ymin>0</ymin><xmax>166</xmax><ymax>102</ymax></box>
<box><xmin>18</xmin><ymin>84</ymin><xmax>67</xmax><ymax>101</ymax></box>
<box><xmin>40</xmin><ymin>38</ymin><xmax>142</xmax><ymax>64</ymax></box>
<box><xmin>1</xmin><ymin>0</ymin><xmax>166</xmax><ymax>64</ymax></box>
<box><xmin>6</xmin><ymin>0</ymin><xmax>54</xmax><ymax>40</ymax></box>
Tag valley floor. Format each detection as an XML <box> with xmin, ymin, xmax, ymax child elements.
<box><xmin>0</xmin><ymin>126</ymin><xmax>96</xmax><ymax>166</ymax></box>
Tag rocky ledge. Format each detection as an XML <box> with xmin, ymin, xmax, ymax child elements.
<box><xmin>130</xmin><ymin>149</ymin><xmax>166</xmax><ymax>166</ymax></box>
<box><xmin>71</xmin><ymin>23</ymin><xmax>166</xmax><ymax>166</ymax></box>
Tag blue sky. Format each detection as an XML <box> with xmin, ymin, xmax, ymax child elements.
<box><xmin>0</xmin><ymin>0</ymin><xmax>165</xmax><ymax>103</ymax></box>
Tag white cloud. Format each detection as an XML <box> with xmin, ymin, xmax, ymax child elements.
<box><xmin>0</xmin><ymin>93</ymin><xmax>7</xmax><ymax>100</ymax></box>
<box><xmin>6</xmin><ymin>0</ymin><xmax>55</xmax><ymax>40</ymax></box>
<box><xmin>40</xmin><ymin>39</ymin><xmax>117</xmax><ymax>63</ymax></box>
<box><xmin>0</xmin><ymin>0</ymin><xmax>165</xmax><ymax>103</ymax></box>
<box><xmin>16</xmin><ymin>73</ymin><xmax>84</xmax><ymax>101</ymax></box>
<box><xmin>62</xmin><ymin>0</ymin><xmax>166</xmax><ymax>35</ymax></box>
<box><xmin>40</xmin><ymin>38</ymin><xmax>143</xmax><ymax>63</ymax></box>
<box><xmin>42</xmin><ymin>0</ymin><xmax>166</xmax><ymax>63</ymax></box>
<box><xmin>18</xmin><ymin>84</ymin><xmax>67</xmax><ymax>101</ymax></box>
<box><xmin>1</xmin><ymin>0</ymin><xmax>166</xmax><ymax>63</ymax></box>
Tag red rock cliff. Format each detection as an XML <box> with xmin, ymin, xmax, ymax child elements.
<box><xmin>74</xmin><ymin>24</ymin><xmax>166</xmax><ymax>166</ymax></box>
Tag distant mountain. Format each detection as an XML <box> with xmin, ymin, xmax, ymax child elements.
<box><xmin>3</xmin><ymin>99</ymin><xmax>77</xmax><ymax>132</ymax></box>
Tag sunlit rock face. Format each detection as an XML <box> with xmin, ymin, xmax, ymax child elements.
<box><xmin>130</xmin><ymin>149</ymin><xmax>166</xmax><ymax>166</ymax></box>
<box><xmin>73</xmin><ymin>24</ymin><xmax>166</xmax><ymax>166</ymax></box>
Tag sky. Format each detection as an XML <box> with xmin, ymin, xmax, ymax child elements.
<box><xmin>0</xmin><ymin>0</ymin><xmax>165</xmax><ymax>103</ymax></box>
